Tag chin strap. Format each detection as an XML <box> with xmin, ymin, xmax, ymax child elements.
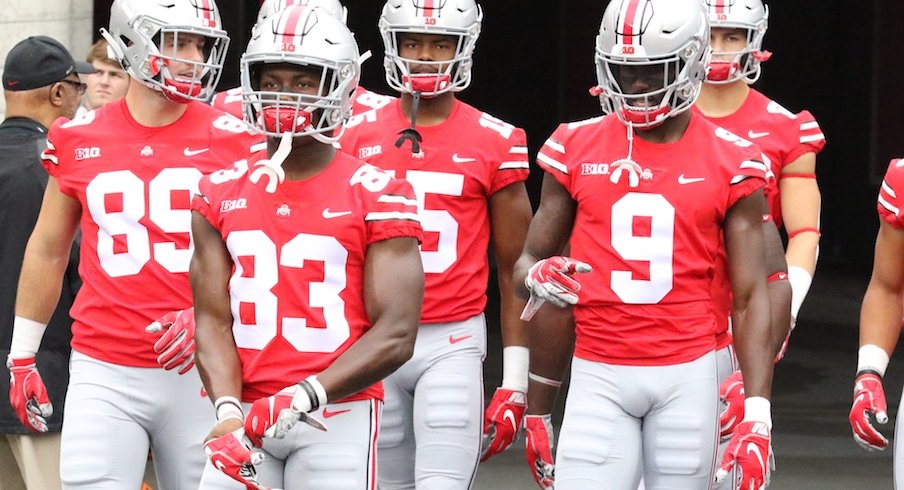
<box><xmin>249</xmin><ymin>132</ymin><xmax>293</xmax><ymax>193</ymax></box>
<box><xmin>609</xmin><ymin>123</ymin><xmax>642</xmax><ymax>188</ymax></box>
<box><xmin>395</xmin><ymin>91</ymin><xmax>424</xmax><ymax>155</ymax></box>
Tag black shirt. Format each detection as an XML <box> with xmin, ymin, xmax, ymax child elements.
<box><xmin>0</xmin><ymin>117</ymin><xmax>80</xmax><ymax>433</ymax></box>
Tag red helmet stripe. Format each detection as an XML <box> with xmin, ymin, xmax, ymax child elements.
<box><xmin>716</xmin><ymin>0</ymin><xmax>727</xmax><ymax>14</ymax></box>
<box><xmin>620</xmin><ymin>0</ymin><xmax>642</xmax><ymax>45</ymax></box>
<box><xmin>199</xmin><ymin>0</ymin><xmax>215</xmax><ymax>26</ymax></box>
<box><xmin>423</xmin><ymin>0</ymin><xmax>437</xmax><ymax>18</ymax></box>
<box><xmin>282</xmin><ymin>6</ymin><xmax>305</xmax><ymax>46</ymax></box>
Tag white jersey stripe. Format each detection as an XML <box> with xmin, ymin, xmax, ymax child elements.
<box><xmin>509</xmin><ymin>146</ymin><xmax>529</xmax><ymax>154</ymax></box>
<box><xmin>365</xmin><ymin>211</ymin><xmax>421</xmax><ymax>223</ymax></box>
<box><xmin>730</xmin><ymin>175</ymin><xmax>753</xmax><ymax>185</ymax></box>
<box><xmin>499</xmin><ymin>161</ymin><xmax>530</xmax><ymax>170</ymax></box>
<box><xmin>800</xmin><ymin>121</ymin><xmax>820</xmax><ymax>130</ymax></box>
<box><xmin>377</xmin><ymin>194</ymin><xmax>419</xmax><ymax>206</ymax></box>
<box><xmin>537</xmin><ymin>152</ymin><xmax>568</xmax><ymax>174</ymax></box>
<box><xmin>882</xmin><ymin>180</ymin><xmax>896</xmax><ymax>199</ymax></box>
<box><xmin>543</xmin><ymin>139</ymin><xmax>566</xmax><ymax>154</ymax></box>
<box><xmin>800</xmin><ymin>134</ymin><xmax>826</xmax><ymax>143</ymax></box>
<box><xmin>879</xmin><ymin>194</ymin><xmax>900</xmax><ymax>216</ymax></box>
<box><xmin>739</xmin><ymin>160</ymin><xmax>769</xmax><ymax>173</ymax></box>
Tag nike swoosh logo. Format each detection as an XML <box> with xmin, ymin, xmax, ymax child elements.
<box><xmin>748</xmin><ymin>131</ymin><xmax>770</xmax><ymax>139</ymax></box>
<box><xmin>503</xmin><ymin>409</ymin><xmax>517</xmax><ymax>431</ymax></box>
<box><xmin>184</xmin><ymin>147</ymin><xmax>210</xmax><ymax>157</ymax></box>
<box><xmin>678</xmin><ymin>174</ymin><xmax>705</xmax><ymax>184</ymax></box>
<box><xmin>322</xmin><ymin>408</ymin><xmax>351</xmax><ymax>418</ymax></box>
<box><xmin>449</xmin><ymin>334</ymin><xmax>472</xmax><ymax>344</ymax></box>
<box><xmin>452</xmin><ymin>153</ymin><xmax>476</xmax><ymax>163</ymax></box>
<box><xmin>745</xmin><ymin>442</ymin><xmax>765</xmax><ymax>471</ymax></box>
<box><xmin>322</xmin><ymin>209</ymin><xmax>352</xmax><ymax>219</ymax></box>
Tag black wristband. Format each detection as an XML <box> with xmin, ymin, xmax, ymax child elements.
<box><xmin>298</xmin><ymin>379</ymin><xmax>320</xmax><ymax>412</ymax></box>
<box><xmin>856</xmin><ymin>369</ymin><xmax>883</xmax><ymax>379</ymax></box>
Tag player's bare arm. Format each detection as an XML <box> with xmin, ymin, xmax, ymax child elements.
<box><xmin>513</xmin><ymin>173</ymin><xmax>577</xmax><ymax>300</ymax></box>
<box><xmin>490</xmin><ymin>181</ymin><xmax>533</xmax><ymax>349</ymax></box>
<box><xmin>15</xmin><ymin>177</ymin><xmax>81</xmax><ymax>322</ymax></box>
<box><xmin>762</xmin><ymin>211</ymin><xmax>792</xmax><ymax>356</ymax></box>
<box><xmin>725</xmin><ymin>189</ymin><xmax>773</xmax><ymax>399</ymax></box>
<box><xmin>859</xmin><ymin>220</ymin><xmax>904</xmax><ymax>355</ymax></box>
<box><xmin>780</xmin><ymin>152</ymin><xmax>820</xmax><ymax>272</ymax></box>
<box><xmin>190</xmin><ymin>210</ymin><xmax>245</xmax><ymax>440</ymax></box>
<box><xmin>314</xmin><ymin>236</ymin><xmax>424</xmax><ymax>400</ymax></box>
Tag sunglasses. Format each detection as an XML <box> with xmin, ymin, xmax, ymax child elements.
<box><xmin>59</xmin><ymin>79</ymin><xmax>87</xmax><ymax>95</ymax></box>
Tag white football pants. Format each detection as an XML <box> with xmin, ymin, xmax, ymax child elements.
<box><xmin>377</xmin><ymin>314</ymin><xmax>487</xmax><ymax>490</ymax></box>
<box><xmin>556</xmin><ymin>352</ymin><xmax>720</xmax><ymax>490</ymax></box>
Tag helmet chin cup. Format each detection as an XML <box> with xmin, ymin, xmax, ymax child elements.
<box><xmin>162</xmin><ymin>77</ymin><xmax>202</xmax><ymax>103</ymax></box>
<box><xmin>706</xmin><ymin>60</ymin><xmax>740</xmax><ymax>82</ymax></box>
<box><xmin>403</xmin><ymin>74</ymin><xmax>451</xmax><ymax>97</ymax></box>
<box><xmin>622</xmin><ymin>104</ymin><xmax>671</xmax><ymax>129</ymax></box>
<box><xmin>260</xmin><ymin>106</ymin><xmax>312</xmax><ymax>134</ymax></box>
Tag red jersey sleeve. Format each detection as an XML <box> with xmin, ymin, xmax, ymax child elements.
<box><xmin>726</xmin><ymin>154</ymin><xmax>769</xmax><ymax>209</ymax></box>
<box><xmin>358</xmin><ymin>164</ymin><xmax>424</xmax><ymax>244</ymax></box>
<box><xmin>488</xmin><ymin>125</ymin><xmax>530</xmax><ymax>195</ymax></box>
<box><xmin>192</xmin><ymin>175</ymin><xmax>219</xmax><ymax>227</ymax></box>
<box><xmin>784</xmin><ymin>110</ymin><xmax>826</xmax><ymax>164</ymax></box>
<box><xmin>879</xmin><ymin>158</ymin><xmax>904</xmax><ymax>229</ymax></box>
<box><xmin>536</xmin><ymin>123</ymin><xmax>574</xmax><ymax>191</ymax></box>
<box><xmin>41</xmin><ymin>117</ymin><xmax>75</xmax><ymax>197</ymax></box>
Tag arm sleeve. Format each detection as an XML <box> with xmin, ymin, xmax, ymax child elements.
<box><xmin>489</xmin><ymin>127</ymin><xmax>530</xmax><ymax>195</ymax></box>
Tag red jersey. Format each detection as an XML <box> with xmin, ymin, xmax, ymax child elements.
<box><xmin>338</xmin><ymin>99</ymin><xmax>529</xmax><ymax>324</ymax></box>
<box><xmin>693</xmin><ymin>88</ymin><xmax>826</xmax><ymax>228</ymax></box>
<box><xmin>879</xmin><ymin>158</ymin><xmax>904</xmax><ymax>229</ymax></box>
<box><xmin>41</xmin><ymin>99</ymin><xmax>263</xmax><ymax>367</ymax></box>
<box><xmin>537</xmin><ymin>113</ymin><xmax>767</xmax><ymax>365</ymax></box>
<box><xmin>192</xmin><ymin>152</ymin><xmax>423</xmax><ymax>402</ymax></box>
<box><xmin>211</xmin><ymin>85</ymin><xmax>396</xmax><ymax>121</ymax></box>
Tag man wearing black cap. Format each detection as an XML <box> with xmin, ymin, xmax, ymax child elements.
<box><xmin>0</xmin><ymin>35</ymin><xmax>92</xmax><ymax>490</ymax></box>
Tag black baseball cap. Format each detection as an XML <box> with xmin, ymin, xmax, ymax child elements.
<box><xmin>3</xmin><ymin>35</ymin><xmax>96</xmax><ymax>91</ymax></box>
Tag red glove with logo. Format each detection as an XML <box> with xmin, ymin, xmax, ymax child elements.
<box><xmin>244</xmin><ymin>386</ymin><xmax>327</xmax><ymax>447</ymax></box>
<box><xmin>204</xmin><ymin>428</ymin><xmax>268</xmax><ymax>490</ymax></box>
<box><xmin>524</xmin><ymin>256</ymin><xmax>592</xmax><ymax>308</ymax></box>
<box><xmin>480</xmin><ymin>388</ymin><xmax>526</xmax><ymax>461</ymax></box>
<box><xmin>524</xmin><ymin>415</ymin><xmax>555</xmax><ymax>490</ymax></box>
<box><xmin>719</xmin><ymin>371</ymin><xmax>745</xmax><ymax>439</ymax></box>
<box><xmin>715</xmin><ymin>420</ymin><xmax>771</xmax><ymax>490</ymax></box>
<box><xmin>145</xmin><ymin>308</ymin><xmax>195</xmax><ymax>374</ymax></box>
<box><xmin>849</xmin><ymin>372</ymin><xmax>889</xmax><ymax>451</ymax></box>
<box><xmin>6</xmin><ymin>356</ymin><xmax>52</xmax><ymax>432</ymax></box>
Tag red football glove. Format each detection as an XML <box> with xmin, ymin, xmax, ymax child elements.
<box><xmin>715</xmin><ymin>421</ymin><xmax>771</xmax><ymax>490</ymax></box>
<box><xmin>524</xmin><ymin>415</ymin><xmax>555</xmax><ymax>490</ymax></box>
<box><xmin>204</xmin><ymin>428</ymin><xmax>268</xmax><ymax>490</ymax></box>
<box><xmin>480</xmin><ymin>388</ymin><xmax>526</xmax><ymax>461</ymax></box>
<box><xmin>849</xmin><ymin>372</ymin><xmax>889</xmax><ymax>451</ymax></box>
<box><xmin>244</xmin><ymin>386</ymin><xmax>327</xmax><ymax>447</ymax></box>
<box><xmin>145</xmin><ymin>308</ymin><xmax>195</xmax><ymax>374</ymax></box>
<box><xmin>524</xmin><ymin>256</ymin><xmax>592</xmax><ymax>308</ymax></box>
<box><xmin>6</xmin><ymin>356</ymin><xmax>52</xmax><ymax>432</ymax></box>
<box><xmin>719</xmin><ymin>371</ymin><xmax>745</xmax><ymax>439</ymax></box>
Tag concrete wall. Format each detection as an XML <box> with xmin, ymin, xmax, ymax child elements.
<box><xmin>0</xmin><ymin>0</ymin><xmax>94</xmax><ymax>117</ymax></box>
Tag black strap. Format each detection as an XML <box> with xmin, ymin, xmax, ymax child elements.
<box><xmin>395</xmin><ymin>91</ymin><xmax>424</xmax><ymax>154</ymax></box>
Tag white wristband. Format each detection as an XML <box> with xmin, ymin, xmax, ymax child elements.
<box><xmin>787</xmin><ymin>266</ymin><xmax>812</xmax><ymax>321</ymax></box>
<box><xmin>502</xmin><ymin>346</ymin><xmax>530</xmax><ymax>393</ymax></box>
<box><xmin>743</xmin><ymin>396</ymin><xmax>772</xmax><ymax>430</ymax></box>
<box><xmin>9</xmin><ymin>316</ymin><xmax>48</xmax><ymax>359</ymax></box>
<box><xmin>292</xmin><ymin>375</ymin><xmax>328</xmax><ymax>413</ymax></box>
<box><xmin>214</xmin><ymin>396</ymin><xmax>244</xmax><ymax>422</ymax></box>
<box><xmin>857</xmin><ymin>344</ymin><xmax>890</xmax><ymax>377</ymax></box>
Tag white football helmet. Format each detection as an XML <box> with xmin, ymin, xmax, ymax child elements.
<box><xmin>703</xmin><ymin>0</ymin><xmax>771</xmax><ymax>84</ymax></box>
<box><xmin>379</xmin><ymin>0</ymin><xmax>482</xmax><ymax>97</ymax></box>
<box><xmin>255</xmin><ymin>0</ymin><xmax>347</xmax><ymax>30</ymax></box>
<box><xmin>100</xmin><ymin>0</ymin><xmax>229</xmax><ymax>103</ymax></box>
<box><xmin>593</xmin><ymin>0</ymin><xmax>710</xmax><ymax>129</ymax></box>
<box><xmin>241</xmin><ymin>6</ymin><xmax>360</xmax><ymax>142</ymax></box>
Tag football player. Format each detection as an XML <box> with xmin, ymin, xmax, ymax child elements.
<box><xmin>210</xmin><ymin>0</ymin><xmax>396</xmax><ymax>120</ymax></box>
<box><xmin>338</xmin><ymin>0</ymin><xmax>533</xmax><ymax>488</ymax></box>
<box><xmin>848</xmin><ymin>157</ymin><xmax>904</xmax><ymax>485</ymax></box>
<box><xmin>514</xmin><ymin>0</ymin><xmax>775</xmax><ymax>488</ymax></box>
<box><xmin>4</xmin><ymin>0</ymin><xmax>263</xmax><ymax>487</ymax></box>
<box><xmin>695</xmin><ymin>4</ymin><xmax>826</xmax><ymax>483</ymax></box>
<box><xmin>192</xmin><ymin>7</ymin><xmax>424</xmax><ymax>490</ymax></box>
